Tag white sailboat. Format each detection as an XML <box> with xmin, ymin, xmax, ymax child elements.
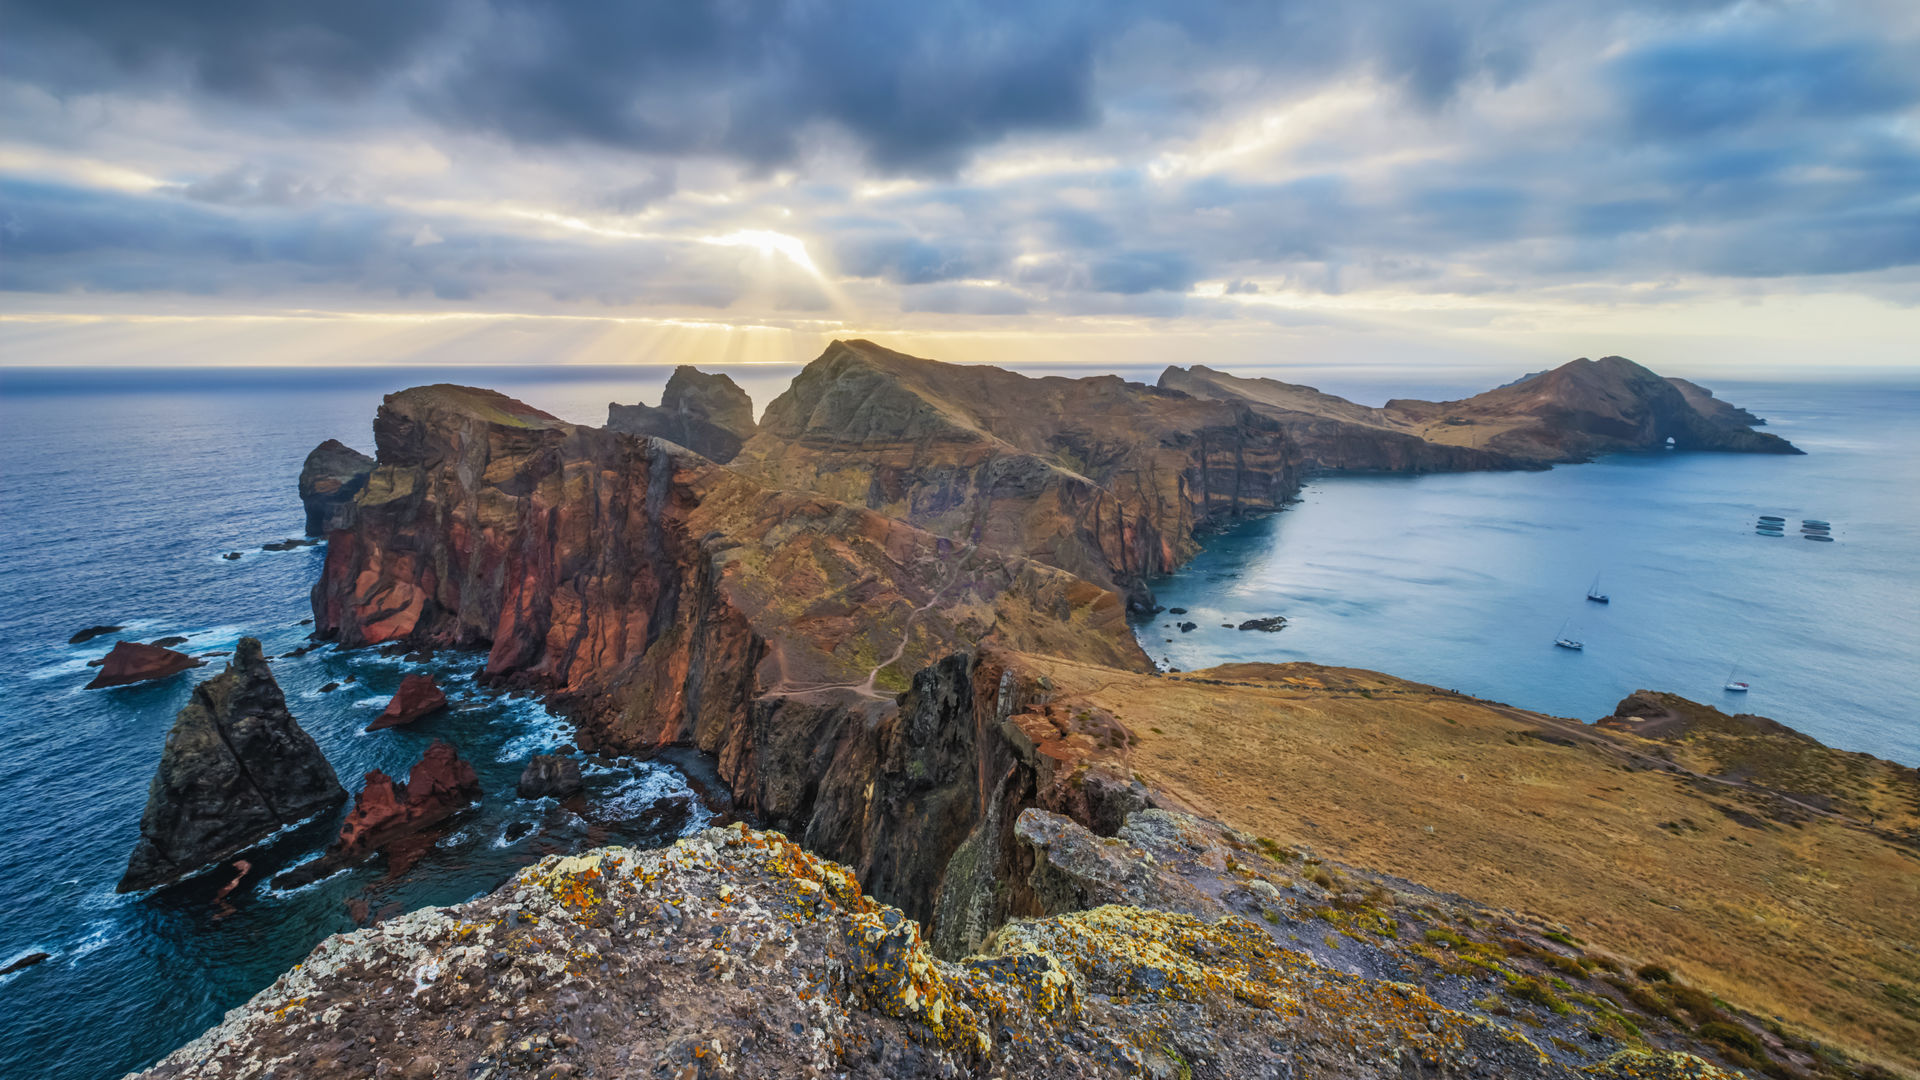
<box><xmin>1723</xmin><ymin>664</ymin><xmax>1749</xmax><ymax>692</ymax></box>
<box><xmin>1554</xmin><ymin>619</ymin><xmax>1583</xmax><ymax>650</ymax></box>
<box><xmin>1586</xmin><ymin>572</ymin><xmax>1609</xmax><ymax>604</ymax></box>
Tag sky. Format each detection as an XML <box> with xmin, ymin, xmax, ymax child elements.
<box><xmin>1</xmin><ymin>0</ymin><xmax>1917</xmax><ymax>377</ymax></box>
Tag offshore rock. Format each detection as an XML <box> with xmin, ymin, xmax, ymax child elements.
<box><xmin>118</xmin><ymin>638</ymin><xmax>346</xmax><ymax>892</ymax></box>
<box><xmin>299</xmin><ymin>438</ymin><xmax>375</xmax><ymax>536</ymax></box>
<box><xmin>272</xmin><ymin>740</ymin><xmax>479</xmax><ymax>890</ymax></box>
<box><xmin>85</xmin><ymin>640</ymin><xmax>203</xmax><ymax>689</ymax></box>
<box><xmin>68</xmin><ymin>623</ymin><xmax>123</xmax><ymax>645</ymax></box>
<box><xmin>516</xmin><ymin>752</ymin><xmax>583</xmax><ymax>800</ymax></box>
<box><xmin>364</xmin><ymin>672</ymin><xmax>447</xmax><ymax>731</ymax></box>
<box><xmin>132</xmin><ymin>823</ymin><xmax>1665</xmax><ymax>1080</ymax></box>
<box><xmin>606</xmin><ymin>364</ymin><xmax>758</xmax><ymax>463</ymax></box>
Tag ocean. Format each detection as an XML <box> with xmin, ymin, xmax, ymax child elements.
<box><xmin>1133</xmin><ymin>379</ymin><xmax>1920</xmax><ymax>768</ymax></box>
<box><xmin>0</xmin><ymin>363</ymin><xmax>1914</xmax><ymax>1080</ymax></box>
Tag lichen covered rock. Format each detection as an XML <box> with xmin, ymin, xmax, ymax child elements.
<box><xmin>134</xmin><ymin>823</ymin><xmax>1631</xmax><ymax>1080</ymax></box>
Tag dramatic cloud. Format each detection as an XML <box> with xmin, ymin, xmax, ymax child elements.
<box><xmin>1</xmin><ymin>0</ymin><xmax>1917</xmax><ymax>368</ymax></box>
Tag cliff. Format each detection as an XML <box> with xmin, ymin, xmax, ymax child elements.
<box><xmin>310</xmin><ymin>380</ymin><xmax>1146</xmax><ymax>925</ymax></box>
<box><xmin>1381</xmin><ymin>356</ymin><xmax>1800</xmax><ymax>462</ymax></box>
<box><xmin>735</xmin><ymin>340</ymin><xmax>1302</xmax><ymax>608</ymax></box>
<box><xmin>1158</xmin><ymin>364</ymin><xmax>1518</xmax><ymax>473</ymax></box>
<box><xmin>131</xmin><ymin>822</ymin><xmax>1755</xmax><ymax>1080</ymax></box>
<box><xmin>298</xmin><ymin>438</ymin><xmax>375</xmax><ymax>536</ymax></box>
<box><xmin>1161</xmin><ymin>356</ymin><xmax>1797</xmax><ymax>470</ymax></box>
<box><xmin>606</xmin><ymin>364</ymin><xmax>758</xmax><ymax>463</ymax></box>
<box><xmin>119</xmin><ymin>638</ymin><xmax>346</xmax><ymax>892</ymax></box>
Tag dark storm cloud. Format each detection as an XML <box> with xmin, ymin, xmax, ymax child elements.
<box><xmin>0</xmin><ymin>179</ymin><xmax>740</xmax><ymax>306</ymax></box>
<box><xmin>0</xmin><ymin>0</ymin><xmax>1591</xmax><ymax>175</ymax></box>
<box><xmin>1</xmin><ymin>0</ymin><xmax>1916</xmax><ymax>311</ymax></box>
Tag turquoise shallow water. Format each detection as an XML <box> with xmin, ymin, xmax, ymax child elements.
<box><xmin>1132</xmin><ymin>381</ymin><xmax>1920</xmax><ymax>767</ymax></box>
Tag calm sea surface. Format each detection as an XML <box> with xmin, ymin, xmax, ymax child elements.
<box><xmin>0</xmin><ymin>365</ymin><xmax>1915</xmax><ymax>1080</ymax></box>
<box><xmin>1133</xmin><ymin>381</ymin><xmax>1920</xmax><ymax>767</ymax></box>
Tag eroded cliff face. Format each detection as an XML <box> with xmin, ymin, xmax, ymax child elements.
<box><xmin>1161</xmin><ymin>356</ymin><xmax>1797</xmax><ymax>472</ymax></box>
<box><xmin>311</xmin><ymin>380</ymin><xmax>1150</xmax><ymax>927</ymax></box>
<box><xmin>735</xmin><ymin>339</ymin><xmax>1303</xmax><ymax>607</ymax></box>
<box><xmin>606</xmin><ymin>364</ymin><xmax>758</xmax><ymax>463</ymax></box>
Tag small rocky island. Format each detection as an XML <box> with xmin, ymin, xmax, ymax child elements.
<box><xmin>134</xmin><ymin>343</ymin><xmax>1917</xmax><ymax>1080</ymax></box>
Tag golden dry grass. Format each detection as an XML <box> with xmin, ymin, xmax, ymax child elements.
<box><xmin>1014</xmin><ymin>655</ymin><xmax>1920</xmax><ymax>1076</ymax></box>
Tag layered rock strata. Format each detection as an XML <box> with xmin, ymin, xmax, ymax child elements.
<box><xmin>606</xmin><ymin>364</ymin><xmax>758</xmax><ymax>463</ymax></box>
<box><xmin>1162</xmin><ymin>355</ymin><xmax>1797</xmax><ymax>470</ymax></box>
<box><xmin>119</xmin><ymin>638</ymin><xmax>346</xmax><ymax>892</ymax></box>
<box><xmin>734</xmin><ymin>339</ymin><xmax>1302</xmax><ymax>606</ymax></box>
<box><xmin>299</xmin><ymin>438</ymin><xmax>375</xmax><ymax>536</ymax></box>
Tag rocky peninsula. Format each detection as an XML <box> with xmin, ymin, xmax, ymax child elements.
<box><xmin>136</xmin><ymin>343</ymin><xmax>1912</xmax><ymax>1080</ymax></box>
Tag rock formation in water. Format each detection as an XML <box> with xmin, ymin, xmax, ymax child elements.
<box><xmin>1161</xmin><ymin>355</ymin><xmax>1797</xmax><ymax>471</ymax></box>
<box><xmin>85</xmin><ymin>640</ymin><xmax>203</xmax><ymax>689</ymax></box>
<box><xmin>364</xmin><ymin>672</ymin><xmax>447</xmax><ymax>731</ymax></box>
<box><xmin>67</xmin><ymin>623</ymin><xmax>123</xmax><ymax>645</ymax></box>
<box><xmin>118</xmin><ymin>638</ymin><xmax>346</xmax><ymax>892</ymax></box>
<box><xmin>606</xmin><ymin>365</ymin><xmax>758</xmax><ymax>463</ymax></box>
<box><xmin>299</xmin><ymin>438</ymin><xmax>375</xmax><ymax>536</ymax></box>
<box><xmin>272</xmin><ymin>740</ymin><xmax>480</xmax><ymax>889</ymax></box>
<box><xmin>516</xmin><ymin>752</ymin><xmax>583</xmax><ymax>799</ymax></box>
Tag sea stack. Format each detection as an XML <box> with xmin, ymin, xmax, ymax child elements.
<box><xmin>85</xmin><ymin>641</ymin><xmax>203</xmax><ymax>690</ymax></box>
<box><xmin>272</xmin><ymin>741</ymin><xmax>480</xmax><ymax>889</ymax></box>
<box><xmin>365</xmin><ymin>673</ymin><xmax>448</xmax><ymax>731</ymax></box>
<box><xmin>298</xmin><ymin>439</ymin><xmax>375</xmax><ymax>536</ymax></box>
<box><xmin>119</xmin><ymin>638</ymin><xmax>347</xmax><ymax>893</ymax></box>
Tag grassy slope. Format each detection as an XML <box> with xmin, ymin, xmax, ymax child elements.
<box><xmin>1012</xmin><ymin>655</ymin><xmax>1920</xmax><ymax>1075</ymax></box>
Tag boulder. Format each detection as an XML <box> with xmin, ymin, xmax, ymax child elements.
<box><xmin>516</xmin><ymin>753</ymin><xmax>584</xmax><ymax>800</ymax></box>
<box><xmin>272</xmin><ymin>741</ymin><xmax>480</xmax><ymax>889</ymax></box>
<box><xmin>298</xmin><ymin>438</ymin><xmax>374</xmax><ymax>536</ymax></box>
<box><xmin>1237</xmin><ymin>616</ymin><xmax>1287</xmax><ymax>632</ymax></box>
<box><xmin>118</xmin><ymin>638</ymin><xmax>347</xmax><ymax>892</ymax></box>
<box><xmin>606</xmin><ymin>365</ymin><xmax>757</xmax><ymax>463</ymax></box>
<box><xmin>0</xmin><ymin>952</ymin><xmax>51</xmax><ymax>975</ymax></box>
<box><xmin>68</xmin><ymin>624</ymin><xmax>123</xmax><ymax>645</ymax></box>
<box><xmin>85</xmin><ymin>641</ymin><xmax>203</xmax><ymax>690</ymax></box>
<box><xmin>365</xmin><ymin>674</ymin><xmax>447</xmax><ymax>731</ymax></box>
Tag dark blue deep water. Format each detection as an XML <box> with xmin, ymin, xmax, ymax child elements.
<box><xmin>0</xmin><ymin>364</ymin><xmax>1915</xmax><ymax>1080</ymax></box>
<box><xmin>0</xmin><ymin>366</ymin><xmax>816</xmax><ymax>1080</ymax></box>
<box><xmin>1135</xmin><ymin>381</ymin><xmax>1920</xmax><ymax>767</ymax></box>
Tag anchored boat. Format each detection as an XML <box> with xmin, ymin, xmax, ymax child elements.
<box><xmin>1724</xmin><ymin>665</ymin><xmax>1750</xmax><ymax>693</ymax></box>
<box><xmin>1554</xmin><ymin>619</ymin><xmax>1584</xmax><ymax>651</ymax></box>
<box><xmin>1586</xmin><ymin>573</ymin><xmax>1609</xmax><ymax>604</ymax></box>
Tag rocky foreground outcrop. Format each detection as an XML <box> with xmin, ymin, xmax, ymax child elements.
<box><xmin>86</xmin><ymin>640</ymin><xmax>203</xmax><ymax>689</ymax></box>
<box><xmin>136</xmin><ymin>821</ymin><xmax>1758</xmax><ymax>1080</ymax></box>
<box><xmin>606</xmin><ymin>365</ymin><xmax>759</xmax><ymax>463</ymax></box>
<box><xmin>299</xmin><ymin>438</ymin><xmax>375</xmax><ymax>536</ymax></box>
<box><xmin>1162</xmin><ymin>355</ymin><xmax>1796</xmax><ymax>471</ymax></box>
<box><xmin>119</xmin><ymin>638</ymin><xmax>346</xmax><ymax>892</ymax></box>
